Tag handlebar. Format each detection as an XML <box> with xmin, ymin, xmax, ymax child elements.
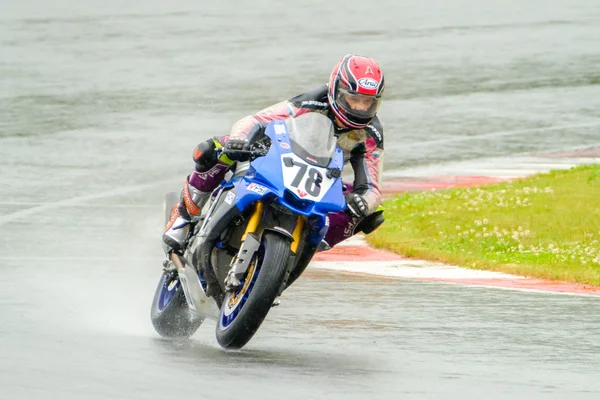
<box><xmin>217</xmin><ymin>145</ymin><xmax>269</xmax><ymax>161</ymax></box>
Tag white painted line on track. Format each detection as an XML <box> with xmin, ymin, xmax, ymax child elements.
<box><xmin>0</xmin><ymin>202</ymin><xmax>157</xmax><ymax>209</ymax></box>
<box><xmin>335</xmin><ymin>234</ymin><xmax>368</xmax><ymax>247</ymax></box>
<box><xmin>0</xmin><ymin>179</ymin><xmax>175</xmax><ymax>226</ymax></box>
<box><xmin>0</xmin><ymin>256</ymin><xmax>158</xmax><ymax>261</ymax></box>
<box><xmin>412</xmin><ymin>279</ymin><xmax>600</xmax><ymax>298</ymax></box>
<box><xmin>309</xmin><ymin>261</ymin><xmax>600</xmax><ymax>297</ymax></box>
<box><xmin>309</xmin><ymin>261</ymin><xmax>523</xmax><ymax>280</ymax></box>
<box><xmin>400</xmin><ymin>121</ymin><xmax>600</xmax><ymax>149</ymax></box>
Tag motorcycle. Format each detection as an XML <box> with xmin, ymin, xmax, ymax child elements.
<box><xmin>150</xmin><ymin>112</ymin><xmax>346</xmax><ymax>349</ymax></box>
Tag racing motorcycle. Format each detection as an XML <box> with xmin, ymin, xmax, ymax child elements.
<box><xmin>150</xmin><ymin>113</ymin><xmax>347</xmax><ymax>349</ymax></box>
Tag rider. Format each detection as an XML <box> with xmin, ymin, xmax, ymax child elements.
<box><xmin>163</xmin><ymin>54</ymin><xmax>386</xmax><ymax>256</ymax></box>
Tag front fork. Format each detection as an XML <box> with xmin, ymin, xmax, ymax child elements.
<box><xmin>224</xmin><ymin>201</ymin><xmax>305</xmax><ymax>290</ymax></box>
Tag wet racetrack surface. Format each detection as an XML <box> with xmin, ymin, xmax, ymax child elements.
<box><xmin>3</xmin><ymin>262</ymin><xmax>600</xmax><ymax>399</ymax></box>
<box><xmin>1</xmin><ymin>1</ymin><xmax>600</xmax><ymax>398</ymax></box>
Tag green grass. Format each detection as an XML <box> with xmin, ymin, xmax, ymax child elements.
<box><xmin>368</xmin><ymin>164</ymin><xmax>600</xmax><ymax>285</ymax></box>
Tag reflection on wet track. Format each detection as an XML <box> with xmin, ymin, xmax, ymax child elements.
<box><xmin>2</xmin><ymin>257</ymin><xmax>599</xmax><ymax>398</ymax></box>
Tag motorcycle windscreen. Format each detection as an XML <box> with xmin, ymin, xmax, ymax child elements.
<box><xmin>285</xmin><ymin>113</ymin><xmax>336</xmax><ymax>167</ymax></box>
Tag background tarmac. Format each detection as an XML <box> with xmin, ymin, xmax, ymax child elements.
<box><xmin>1</xmin><ymin>1</ymin><xmax>600</xmax><ymax>398</ymax></box>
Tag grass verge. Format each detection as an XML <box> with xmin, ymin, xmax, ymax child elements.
<box><xmin>367</xmin><ymin>164</ymin><xmax>600</xmax><ymax>286</ymax></box>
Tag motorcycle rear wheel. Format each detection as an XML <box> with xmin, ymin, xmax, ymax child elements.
<box><xmin>150</xmin><ymin>271</ymin><xmax>204</xmax><ymax>338</ymax></box>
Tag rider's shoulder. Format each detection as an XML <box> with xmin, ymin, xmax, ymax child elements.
<box><xmin>363</xmin><ymin>116</ymin><xmax>384</xmax><ymax>148</ymax></box>
<box><xmin>288</xmin><ymin>84</ymin><xmax>329</xmax><ymax>110</ymax></box>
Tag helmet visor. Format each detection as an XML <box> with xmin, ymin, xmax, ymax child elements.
<box><xmin>336</xmin><ymin>87</ymin><xmax>381</xmax><ymax>121</ymax></box>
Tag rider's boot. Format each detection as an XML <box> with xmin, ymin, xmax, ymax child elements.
<box><xmin>355</xmin><ymin>208</ymin><xmax>385</xmax><ymax>234</ymax></box>
<box><xmin>162</xmin><ymin>185</ymin><xmax>209</xmax><ymax>255</ymax></box>
<box><xmin>162</xmin><ymin>202</ymin><xmax>192</xmax><ymax>254</ymax></box>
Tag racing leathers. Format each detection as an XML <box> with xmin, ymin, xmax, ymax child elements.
<box><xmin>163</xmin><ymin>84</ymin><xmax>384</xmax><ymax>254</ymax></box>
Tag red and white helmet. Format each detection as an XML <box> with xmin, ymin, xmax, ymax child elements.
<box><xmin>328</xmin><ymin>54</ymin><xmax>385</xmax><ymax>129</ymax></box>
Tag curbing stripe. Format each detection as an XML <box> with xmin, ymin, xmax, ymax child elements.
<box><xmin>311</xmin><ymin>148</ymin><xmax>600</xmax><ymax>296</ymax></box>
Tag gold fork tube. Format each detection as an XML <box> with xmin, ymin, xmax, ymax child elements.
<box><xmin>290</xmin><ymin>216</ymin><xmax>305</xmax><ymax>253</ymax></box>
<box><xmin>241</xmin><ymin>201</ymin><xmax>264</xmax><ymax>241</ymax></box>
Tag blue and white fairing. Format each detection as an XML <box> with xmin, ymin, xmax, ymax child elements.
<box><xmin>224</xmin><ymin>113</ymin><xmax>345</xmax><ymax>244</ymax></box>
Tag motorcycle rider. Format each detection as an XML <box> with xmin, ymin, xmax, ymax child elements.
<box><xmin>163</xmin><ymin>54</ymin><xmax>386</xmax><ymax>257</ymax></box>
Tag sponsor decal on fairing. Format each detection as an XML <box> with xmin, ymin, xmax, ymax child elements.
<box><xmin>247</xmin><ymin>183</ymin><xmax>268</xmax><ymax>195</ymax></box>
<box><xmin>224</xmin><ymin>191</ymin><xmax>236</xmax><ymax>205</ymax></box>
<box><xmin>274</xmin><ymin>124</ymin><xmax>287</xmax><ymax>135</ymax></box>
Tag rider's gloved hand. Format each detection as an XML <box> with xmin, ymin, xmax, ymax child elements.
<box><xmin>345</xmin><ymin>193</ymin><xmax>369</xmax><ymax>218</ymax></box>
<box><xmin>224</xmin><ymin>138</ymin><xmax>251</xmax><ymax>162</ymax></box>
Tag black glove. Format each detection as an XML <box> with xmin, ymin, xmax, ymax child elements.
<box><xmin>345</xmin><ymin>193</ymin><xmax>369</xmax><ymax>218</ymax></box>
<box><xmin>224</xmin><ymin>138</ymin><xmax>251</xmax><ymax>162</ymax></box>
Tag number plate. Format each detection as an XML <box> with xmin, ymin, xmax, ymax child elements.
<box><xmin>281</xmin><ymin>154</ymin><xmax>335</xmax><ymax>201</ymax></box>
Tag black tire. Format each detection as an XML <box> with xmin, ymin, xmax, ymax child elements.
<box><xmin>150</xmin><ymin>271</ymin><xmax>204</xmax><ymax>338</ymax></box>
<box><xmin>215</xmin><ymin>232</ymin><xmax>291</xmax><ymax>349</ymax></box>
<box><xmin>285</xmin><ymin>243</ymin><xmax>318</xmax><ymax>290</ymax></box>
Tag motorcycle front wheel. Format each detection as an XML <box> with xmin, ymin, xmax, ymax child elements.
<box><xmin>215</xmin><ymin>232</ymin><xmax>290</xmax><ymax>349</ymax></box>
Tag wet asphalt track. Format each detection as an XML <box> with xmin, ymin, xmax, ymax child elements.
<box><xmin>2</xmin><ymin>0</ymin><xmax>600</xmax><ymax>398</ymax></box>
<box><xmin>2</xmin><ymin>257</ymin><xmax>600</xmax><ymax>399</ymax></box>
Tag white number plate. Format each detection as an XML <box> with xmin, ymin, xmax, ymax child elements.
<box><xmin>281</xmin><ymin>154</ymin><xmax>335</xmax><ymax>201</ymax></box>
